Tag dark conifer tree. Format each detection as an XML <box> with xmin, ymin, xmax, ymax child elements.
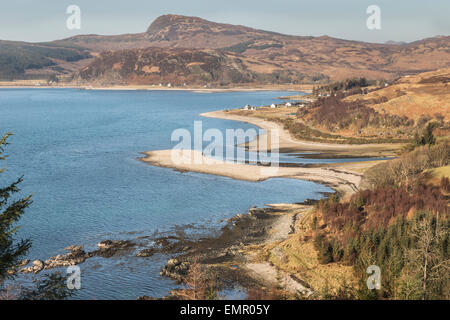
<box><xmin>0</xmin><ymin>133</ymin><xmax>32</xmax><ymax>283</ymax></box>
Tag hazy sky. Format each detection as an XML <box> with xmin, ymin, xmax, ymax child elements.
<box><xmin>0</xmin><ymin>0</ymin><xmax>448</xmax><ymax>43</ymax></box>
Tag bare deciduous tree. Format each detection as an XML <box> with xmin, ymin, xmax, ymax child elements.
<box><xmin>401</xmin><ymin>215</ymin><xmax>449</xmax><ymax>300</ymax></box>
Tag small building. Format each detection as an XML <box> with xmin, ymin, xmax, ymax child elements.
<box><xmin>285</xmin><ymin>102</ymin><xmax>292</xmax><ymax>107</ymax></box>
<box><xmin>244</xmin><ymin>105</ymin><xmax>251</xmax><ymax>110</ymax></box>
<box><xmin>270</xmin><ymin>104</ymin><xmax>277</xmax><ymax>108</ymax></box>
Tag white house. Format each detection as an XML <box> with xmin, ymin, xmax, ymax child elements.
<box><xmin>270</xmin><ymin>104</ymin><xmax>277</xmax><ymax>108</ymax></box>
<box><xmin>285</xmin><ymin>102</ymin><xmax>292</xmax><ymax>107</ymax></box>
<box><xmin>244</xmin><ymin>105</ymin><xmax>251</xmax><ymax>110</ymax></box>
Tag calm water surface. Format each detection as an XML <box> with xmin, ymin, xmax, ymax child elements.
<box><xmin>0</xmin><ymin>89</ymin><xmax>338</xmax><ymax>299</ymax></box>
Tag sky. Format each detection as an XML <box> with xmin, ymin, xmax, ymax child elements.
<box><xmin>0</xmin><ymin>0</ymin><xmax>449</xmax><ymax>43</ymax></box>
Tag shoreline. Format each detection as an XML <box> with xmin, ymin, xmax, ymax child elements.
<box><xmin>141</xmin><ymin>109</ymin><xmax>399</xmax><ymax>197</ymax></box>
<box><xmin>201</xmin><ymin>110</ymin><xmax>403</xmax><ymax>157</ymax></box>
<box><xmin>140</xmin><ymin>149</ymin><xmax>362</xmax><ymax>196</ymax></box>
<box><xmin>138</xmin><ymin>106</ymin><xmax>399</xmax><ymax>296</ymax></box>
<box><xmin>0</xmin><ymin>83</ymin><xmax>312</xmax><ymax>93</ymax></box>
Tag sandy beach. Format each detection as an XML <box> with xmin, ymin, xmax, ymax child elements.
<box><xmin>138</xmin><ymin>104</ymin><xmax>402</xmax><ymax>294</ymax></box>
<box><xmin>201</xmin><ymin>110</ymin><xmax>403</xmax><ymax>157</ymax></box>
<box><xmin>141</xmin><ymin>149</ymin><xmax>363</xmax><ymax>195</ymax></box>
<box><xmin>140</xmin><ymin>109</ymin><xmax>400</xmax><ymax>197</ymax></box>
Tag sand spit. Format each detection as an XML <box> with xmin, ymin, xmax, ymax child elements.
<box><xmin>140</xmin><ymin>149</ymin><xmax>362</xmax><ymax>196</ymax></box>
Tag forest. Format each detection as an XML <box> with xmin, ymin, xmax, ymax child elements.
<box><xmin>312</xmin><ymin>141</ymin><xmax>449</xmax><ymax>299</ymax></box>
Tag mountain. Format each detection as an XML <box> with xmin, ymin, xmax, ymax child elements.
<box><xmin>2</xmin><ymin>14</ymin><xmax>450</xmax><ymax>83</ymax></box>
<box><xmin>143</xmin><ymin>14</ymin><xmax>287</xmax><ymax>48</ymax></box>
<box><xmin>70</xmin><ymin>47</ymin><xmax>278</xmax><ymax>86</ymax></box>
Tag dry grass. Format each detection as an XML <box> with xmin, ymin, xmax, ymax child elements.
<box><xmin>424</xmin><ymin>165</ymin><xmax>450</xmax><ymax>188</ymax></box>
<box><xmin>346</xmin><ymin>68</ymin><xmax>450</xmax><ymax>121</ymax></box>
<box><xmin>253</xmin><ymin>209</ymin><xmax>355</xmax><ymax>296</ymax></box>
<box><xmin>428</xmin><ymin>165</ymin><xmax>450</xmax><ymax>179</ymax></box>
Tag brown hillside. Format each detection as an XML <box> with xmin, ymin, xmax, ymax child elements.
<box><xmin>71</xmin><ymin>47</ymin><xmax>272</xmax><ymax>86</ymax></box>
<box><xmin>346</xmin><ymin>68</ymin><xmax>450</xmax><ymax>121</ymax></box>
<box><xmin>3</xmin><ymin>14</ymin><xmax>449</xmax><ymax>83</ymax></box>
<box><xmin>58</xmin><ymin>15</ymin><xmax>450</xmax><ymax>83</ymax></box>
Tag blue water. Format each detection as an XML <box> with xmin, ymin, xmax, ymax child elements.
<box><xmin>0</xmin><ymin>89</ymin><xmax>337</xmax><ymax>299</ymax></box>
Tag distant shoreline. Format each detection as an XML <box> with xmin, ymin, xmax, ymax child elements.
<box><xmin>0</xmin><ymin>83</ymin><xmax>313</xmax><ymax>93</ymax></box>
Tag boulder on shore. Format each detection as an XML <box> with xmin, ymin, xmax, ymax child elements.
<box><xmin>21</xmin><ymin>260</ymin><xmax>44</xmax><ymax>274</ymax></box>
<box><xmin>160</xmin><ymin>258</ymin><xmax>190</xmax><ymax>282</ymax></box>
<box><xmin>44</xmin><ymin>245</ymin><xmax>88</xmax><ymax>269</ymax></box>
<box><xmin>136</xmin><ymin>248</ymin><xmax>157</xmax><ymax>257</ymax></box>
<box><xmin>91</xmin><ymin>240</ymin><xmax>135</xmax><ymax>258</ymax></box>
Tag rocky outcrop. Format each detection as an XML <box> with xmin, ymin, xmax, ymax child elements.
<box><xmin>160</xmin><ymin>259</ymin><xmax>190</xmax><ymax>282</ymax></box>
<box><xmin>21</xmin><ymin>260</ymin><xmax>44</xmax><ymax>274</ymax></box>
<box><xmin>20</xmin><ymin>239</ymin><xmax>136</xmax><ymax>274</ymax></box>
<box><xmin>136</xmin><ymin>248</ymin><xmax>157</xmax><ymax>257</ymax></box>
<box><xmin>44</xmin><ymin>245</ymin><xmax>88</xmax><ymax>269</ymax></box>
<box><xmin>90</xmin><ymin>240</ymin><xmax>135</xmax><ymax>258</ymax></box>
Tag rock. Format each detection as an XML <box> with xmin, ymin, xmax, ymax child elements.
<box><xmin>136</xmin><ymin>248</ymin><xmax>157</xmax><ymax>257</ymax></box>
<box><xmin>91</xmin><ymin>240</ymin><xmax>135</xmax><ymax>258</ymax></box>
<box><xmin>64</xmin><ymin>245</ymin><xmax>83</xmax><ymax>251</ymax></box>
<box><xmin>44</xmin><ymin>246</ymin><xmax>88</xmax><ymax>269</ymax></box>
<box><xmin>97</xmin><ymin>240</ymin><xmax>115</xmax><ymax>250</ymax></box>
<box><xmin>18</xmin><ymin>259</ymin><xmax>30</xmax><ymax>267</ymax></box>
<box><xmin>21</xmin><ymin>260</ymin><xmax>44</xmax><ymax>274</ymax></box>
<box><xmin>160</xmin><ymin>258</ymin><xmax>190</xmax><ymax>282</ymax></box>
<box><xmin>10</xmin><ymin>259</ymin><xmax>30</xmax><ymax>274</ymax></box>
<box><xmin>33</xmin><ymin>260</ymin><xmax>44</xmax><ymax>268</ymax></box>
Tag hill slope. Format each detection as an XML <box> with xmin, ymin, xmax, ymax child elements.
<box><xmin>346</xmin><ymin>68</ymin><xmax>450</xmax><ymax>121</ymax></box>
<box><xmin>0</xmin><ymin>40</ymin><xmax>92</xmax><ymax>80</ymax></box>
<box><xmin>60</xmin><ymin>14</ymin><xmax>450</xmax><ymax>82</ymax></box>
<box><xmin>70</xmin><ymin>47</ymin><xmax>269</xmax><ymax>86</ymax></box>
<box><xmin>2</xmin><ymin>14</ymin><xmax>450</xmax><ymax>82</ymax></box>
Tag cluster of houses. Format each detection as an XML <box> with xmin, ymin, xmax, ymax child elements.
<box><xmin>243</xmin><ymin>101</ymin><xmax>306</xmax><ymax>111</ymax></box>
<box><xmin>154</xmin><ymin>82</ymin><xmax>190</xmax><ymax>88</ymax></box>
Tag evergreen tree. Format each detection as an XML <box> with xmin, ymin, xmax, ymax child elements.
<box><xmin>0</xmin><ymin>133</ymin><xmax>71</xmax><ymax>300</ymax></box>
<box><xmin>0</xmin><ymin>133</ymin><xmax>32</xmax><ymax>283</ymax></box>
<box><xmin>422</xmin><ymin>123</ymin><xmax>436</xmax><ymax>145</ymax></box>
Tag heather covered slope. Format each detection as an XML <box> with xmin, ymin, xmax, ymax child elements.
<box><xmin>70</xmin><ymin>47</ymin><xmax>271</xmax><ymax>86</ymax></box>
